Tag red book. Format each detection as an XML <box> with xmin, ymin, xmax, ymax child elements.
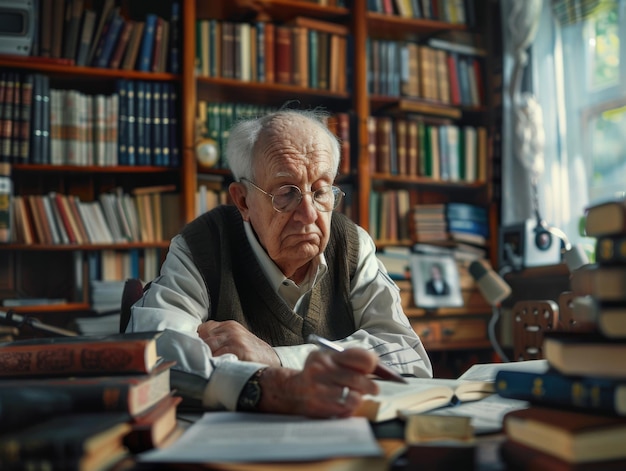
<box><xmin>51</xmin><ymin>192</ymin><xmax>78</xmax><ymax>244</ymax></box>
<box><xmin>124</xmin><ymin>395</ymin><xmax>183</xmax><ymax>452</ymax></box>
<box><xmin>66</xmin><ymin>195</ymin><xmax>91</xmax><ymax>244</ymax></box>
<box><xmin>447</xmin><ymin>53</ymin><xmax>462</xmax><ymax>105</ymax></box>
<box><xmin>0</xmin><ymin>331</ymin><xmax>164</xmax><ymax>377</ymax></box>
<box><xmin>274</xmin><ymin>25</ymin><xmax>293</xmax><ymax>85</ymax></box>
<box><xmin>18</xmin><ymin>74</ymin><xmax>34</xmax><ymax>163</ymax></box>
<box><xmin>337</xmin><ymin>112</ymin><xmax>351</xmax><ymax>175</ymax></box>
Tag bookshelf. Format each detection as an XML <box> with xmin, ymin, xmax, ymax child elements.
<box><xmin>0</xmin><ymin>0</ymin><xmax>503</xmax><ymax>365</ymax></box>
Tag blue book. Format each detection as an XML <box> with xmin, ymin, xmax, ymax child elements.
<box><xmin>447</xmin><ymin>218</ymin><xmax>489</xmax><ymax>237</ymax></box>
<box><xmin>168</xmin><ymin>2</ymin><xmax>181</xmax><ymax>74</ymax></box>
<box><xmin>137</xmin><ymin>14</ymin><xmax>158</xmax><ymax>72</ymax></box>
<box><xmin>125</xmin><ymin>80</ymin><xmax>136</xmax><ymax>166</ymax></box>
<box><xmin>40</xmin><ymin>75</ymin><xmax>50</xmax><ymax>165</ymax></box>
<box><xmin>144</xmin><ymin>82</ymin><xmax>152</xmax><ymax>165</ymax></box>
<box><xmin>445</xmin><ymin>202</ymin><xmax>488</xmax><ymax>222</ymax></box>
<box><xmin>94</xmin><ymin>13</ymin><xmax>124</xmax><ymax>68</ymax></box>
<box><xmin>160</xmin><ymin>82</ymin><xmax>170</xmax><ymax>167</ymax></box>
<box><xmin>255</xmin><ymin>21</ymin><xmax>265</xmax><ymax>83</ymax></box>
<box><xmin>496</xmin><ymin>368</ymin><xmax>626</xmax><ymax>416</ymax></box>
<box><xmin>151</xmin><ymin>82</ymin><xmax>163</xmax><ymax>166</ymax></box>
<box><xmin>135</xmin><ymin>81</ymin><xmax>146</xmax><ymax>165</ymax></box>
<box><xmin>167</xmin><ymin>83</ymin><xmax>179</xmax><ymax>168</ymax></box>
<box><xmin>116</xmin><ymin>79</ymin><xmax>128</xmax><ymax>165</ymax></box>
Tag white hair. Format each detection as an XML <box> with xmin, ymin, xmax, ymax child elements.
<box><xmin>225</xmin><ymin>108</ymin><xmax>341</xmax><ymax>181</ymax></box>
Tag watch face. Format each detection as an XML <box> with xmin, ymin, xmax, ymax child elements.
<box><xmin>241</xmin><ymin>382</ymin><xmax>262</xmax><ymax>409</ymax></box>
<box><xmin>238</xmin><ymin>372</ymin><xmax>264</xmax><ymax>411</ymax></box>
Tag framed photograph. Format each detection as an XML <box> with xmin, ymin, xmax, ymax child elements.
<box><xmin>410</xmin><ymin>253</ymin><xmax>463</xmax><ymax>309</ymax></box>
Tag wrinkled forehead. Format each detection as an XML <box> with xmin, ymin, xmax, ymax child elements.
<box><xmin>252</xmin><ymin>114</ymin><xmax>333</xmax><ymax>169</ymax></box>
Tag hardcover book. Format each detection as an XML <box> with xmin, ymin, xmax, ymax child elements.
<box><xmin>0</xmin><ymin>331</ymin><xmax>162</xmax><ymax>377</ymax></box>
<box><xmin>124</xmin><ymin>394</ymin><xmax>182</xmax><ymax>452</ymax></box>
<box><xmin>495</xmin><ymin>368</ymin><xmax>626</xmax><ymax>415</ymax></box>
<box><xmin>584</xmin><ymin>197</ymin><xmax>626</xmax><ymax>237</ymax></box>
<box><xmin>503</xmin><ymin>406</ymin><xmax>626</xmax><ymax>464</ymax></box>
<box><xmin>543</xmin><ymin>331</ymin><xmax>626</xmax><ymax>379</ymax></box>
<box><xmin>570</xmin><ymin>263</ymin><xmax>626</xmax><ymax>301</ymax></box>
<box><xmin>500</xmin><ymin>438</ymin><xmax>626</xmax><ymax>471</ymax></box>
<box><xmin>0</xmin><ymin>413</ymin><xmax>131</xmax><ymax>470</ymax></box>
<box><xmin>0</xmin><ymin>360</ymin><xmax>173</xmax><ymax>419</ymax></box>
<box><xmin>572</xmin><ymin>296</ymin><xmax>626</xmax><ymax>338</ymax></box>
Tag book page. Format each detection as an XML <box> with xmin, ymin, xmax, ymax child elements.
<box><xmin>138</xmin><ymin>412</ymin><xmax>383</xmax><ymax>463</ymax></box>
<box><xmin>457</xmin><ymin>359</ymin><xmax>548</xmax><ymax>382</ymax></box>
<box><xmin>418</xmin><ymin>394</ymin><xmax>530</xmax><ymax>435</ymax></box>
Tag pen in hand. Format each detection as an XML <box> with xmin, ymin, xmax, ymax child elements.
<box><xmin>307</xmin><ymin>334</ymin><xmax>408</xmax><ymax>384</ymax></box>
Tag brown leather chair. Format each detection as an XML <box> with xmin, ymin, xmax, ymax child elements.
<box><xmin>119</xmin><ymin>278</ymin><xmax>145</xmax><ymax>333</ymax></box>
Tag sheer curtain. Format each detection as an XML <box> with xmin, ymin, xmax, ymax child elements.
<box><xmin>500</xmin><ymin>0</ymin><xmax>605</xmax><ymax>252</ymax></box>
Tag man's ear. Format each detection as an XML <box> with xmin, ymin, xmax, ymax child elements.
<box><xmin>229</xmin><ymin>182</ymin><xmax>250</xmax><ymax>221</ymax></box>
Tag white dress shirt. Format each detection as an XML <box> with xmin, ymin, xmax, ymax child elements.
<box><xmin>127</xmin><ymin>221</ymin><xmax>433</xmax><ymax>410</ymax></box>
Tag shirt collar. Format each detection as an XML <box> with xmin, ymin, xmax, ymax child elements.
<box><xmin>243</xmin><ymin>221</ymin><xmax>328</xmax><ymax>295</ymax></box>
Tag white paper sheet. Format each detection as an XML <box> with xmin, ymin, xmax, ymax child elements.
<box><xmin>138</xmin><ymin>412</ymin><xmax>383</xmax><ymax>463</ymax></box>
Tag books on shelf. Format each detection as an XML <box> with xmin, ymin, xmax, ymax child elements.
<box><xmin>0</xmin><ymin>331</ymin><xmax>162</xmax><ymax>377</ymax></box>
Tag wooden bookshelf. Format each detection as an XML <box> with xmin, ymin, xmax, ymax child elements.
<box><xmin>0</xmin><ymin>0</ymin><xmax>503</xmax><ymax>359</ymax></box>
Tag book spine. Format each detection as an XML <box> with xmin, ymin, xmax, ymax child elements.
<box><xmin>137</xmin><ymin>14</ymin><xmax>158</xmax><ymax>72</ymax></box>
<box><xmin>168</xmin><ymin>2</ymin><xmax>181</xmax><ymax>73</ymax></box>
<box><xmin>596</xmin><ymin>234</ymin><xmax>626</xmax><ymax>264</ymax></box>
<box><xmin>94</xmin><ymin>13</ymin><xmax>124</xmax><ymax>68</ymax></box>
<box><xmin>151</xmin><ymin>82</ymin><xmax>163</xmax><ymax>166</ymax></box>
<box><xmin>75</xmin><ymin>9</ymin><xmax>96</xmax><ymax>66</ymax></box>
<box><xmin>108</xmin><ymin>19</ymin><xmax>134</xmax><ymax>69</ymax></box>
<box><xmin>0</xmin><ymin>163</ymin><xmax>11</xmax><ymax>243</ymax></box>
<box><xmin>496</xmin><ymin>370</ymin><xmax>624</xmax><ymax>416</ymax></box>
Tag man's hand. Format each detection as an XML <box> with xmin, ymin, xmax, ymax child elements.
<box><xmin>259</xmin><ymin>348</ymin><xmax>381</xmax><ymax>418</ymax></box>
<box><xmin>197</xmin><ymin>319</ymin><xmax>281</xmax><ymax>366</ymax></box>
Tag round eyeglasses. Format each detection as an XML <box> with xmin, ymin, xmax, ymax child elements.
<box><xmin>240</xmin><ymin>178</ymin><xmax>344</xmax><ymax>213</ymax></box>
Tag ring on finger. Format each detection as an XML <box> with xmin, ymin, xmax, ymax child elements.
<box><xmin>338</xmin><ymin>386</ymin><xmax>350</xmax><ymax>405</ymax></box>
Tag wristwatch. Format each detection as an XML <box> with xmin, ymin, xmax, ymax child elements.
<box><xmin>237</xmin><ymin>368</ymin><xmax>267</xmax><ymax>412</ymax></box>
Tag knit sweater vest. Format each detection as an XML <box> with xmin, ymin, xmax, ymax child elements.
<box><xmin>180</xmin><ymin>205</ymin><xmax>359</xmax><ymax>347</ymax></box>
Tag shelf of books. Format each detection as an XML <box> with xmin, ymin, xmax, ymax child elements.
<box><xmin>0</xmin><ymin>0</ymin><xmax>186</xmax><ymax>319</ymax></box>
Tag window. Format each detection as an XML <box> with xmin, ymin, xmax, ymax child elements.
<box><xmin>533</xmin><ymin>0</ymin><xmax>625</xmax><ymax>246</ymax></box>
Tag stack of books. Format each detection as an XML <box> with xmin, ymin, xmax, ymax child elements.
<box><xmin>494</xmin><ymin>197</ymin><xmax>626</xmax><ymax>470</ymax></box>
<box><xmin>0</xmin><ymin>331</ymin><xmax>182</xmax><ymax>469</ymax></box>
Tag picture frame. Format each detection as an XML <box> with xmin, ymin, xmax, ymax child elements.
<box><xmin>409</xmin><ymin>253</ymin><xmax>463</xmax><ymax>309</ymax></box>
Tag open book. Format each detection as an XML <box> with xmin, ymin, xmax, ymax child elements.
<box><xmin>356</xmin><ymin>359</ymin><xmax>548</xmax><ymax>423</ymax></box>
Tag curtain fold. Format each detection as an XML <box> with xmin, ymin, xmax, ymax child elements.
<box><xmin>500</xmin><ymin>0</ymin><xmax>544</xmax><ymax>227</ymax></box>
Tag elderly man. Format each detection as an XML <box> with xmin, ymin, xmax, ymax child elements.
<box><xmin>127</xmin><ymin>109</ymin><xmax>432</xmax><ymax>417</ymax></box>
